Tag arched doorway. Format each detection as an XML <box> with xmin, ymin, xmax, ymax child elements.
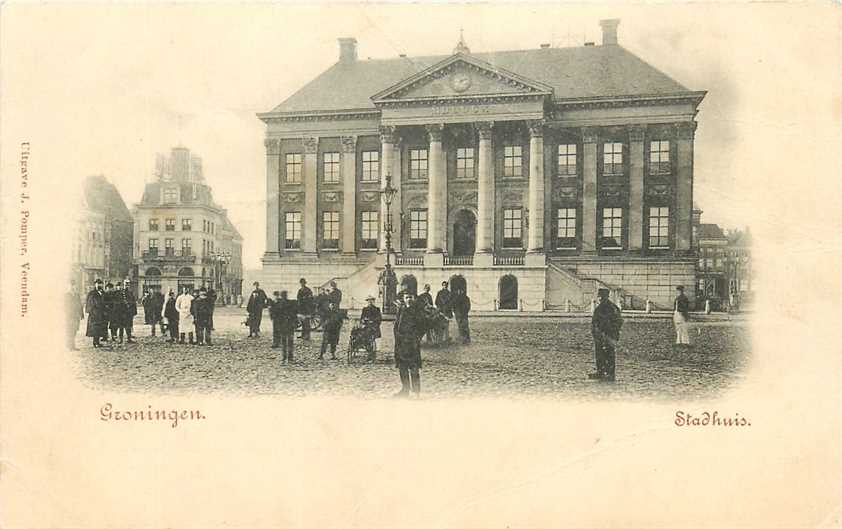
<box><xmin>144</xmin><ymin>267</ymin><xmax>161</xmax><ymax>294</ymax></box>
<box><xmin>452</xmin><ymin>209</ymin><xmax>476</xmax><ymax>256</ymax></box>
<box><xmin>499</xmin><ymin>275</ymin><xmax>518</xmax><ymax>310</ymax></box>
<box><xmin>177</xmin><ymin>267</ymin><xmax>195</xmax><ymax>293</ymax></box>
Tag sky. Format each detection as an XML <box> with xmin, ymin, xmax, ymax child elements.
<box><xmin>2</xmin><ymin>3</ymin><xmax>839</xmax><ymax>269</ymax></box>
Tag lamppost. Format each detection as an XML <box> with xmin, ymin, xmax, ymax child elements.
<box><xmin>379</xmin><ymin>171</ymin><xmax>398</xmax><ymax>315</ymax></box>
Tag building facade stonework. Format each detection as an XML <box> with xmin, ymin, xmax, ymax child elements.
<box><xmin>132</xmin><ymin>147</ymin><xmax>244</xmax><ymax>301</ymax></box>
<box><xmin>258</xmin><ymin>20</ymin><xmax>705</xmax><ymax>310</ymax></box>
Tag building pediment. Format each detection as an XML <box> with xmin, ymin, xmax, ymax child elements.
<box><xmin>372</xmin><ymin>54</ymin><xmax>552</xmax><ymax>106</ymax></box>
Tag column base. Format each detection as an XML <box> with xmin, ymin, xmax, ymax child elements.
<box><xmin>474</xmin><ymin>252</ymin><xmax>494</xmax><ymax>267</ymax></box>
<box><xmin>524</xmin><ymin>252</ymin><xmax>546</xmax><ymax>267</ymax></box>
<box><xmin>424</xmin><ymin>252</ymin><xmax>444</xmax><ymax>268</ymax></box>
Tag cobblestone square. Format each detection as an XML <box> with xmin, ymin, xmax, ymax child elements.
<box><xmin>75</xmin><ymin>307</ymin><xmax>751</xmax><ymax>400</ymax></box>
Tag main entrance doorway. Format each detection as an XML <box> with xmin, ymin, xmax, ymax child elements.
<box><xmin>452</xmin><ymin>209</ymin><xmax>476</xmax><ymax>256</ymax></box>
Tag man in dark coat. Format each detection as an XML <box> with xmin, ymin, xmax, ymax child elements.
<box><xmin>360</xmin><ymin>295</ymin><xmax>382</xmax><ymax>361</ymax></box>
<box><xmin>162</xmin><ymin>291</ymin><xmax>179</xmax><ymax>343</ymax></box>
<box><xmin>590</xmin><ymin>288</ymin><xmax>623</xmax><ymax>382</ymax></box>
<box><xmin>85</xmin><ymin>279</ymin><xmax>107</xmax><ymax>348</ymax></box>
<box><xmin>393</xmin><ymin>291</ymin><xmax>431</xmax><ymax>397</ymax></box>
<box><xmin>142</xmin><ymin>288</ymin><xmax>165</xmax><ymax>336</ymax></box>
<box><xmin>326</xmin><ymin>280</ymin><xmax>342</xmax><ymax>308</ymax></box>
<box><xmin>66</xmin><ymin>280</ymin><xmax>84</xmax><ymax>350</ymax></box>
<box><xmin>103</xmin><ymin>282</ymin><xmax>117</xmax><ymax>342</ymax></box>
<box><xmin>192</xmin><ymin>288</ymin><xmax>214</xmax><ymax>345</ymax></box>
<box><xmin>270</xmin><ymin>290</ymin><xmax>298</xmax><ymax>362</ymax></box>
<box><xmin>246</xmin><ymin>281</ymin><xmax>268</xmax><ymax>338</ymax></box>
<box><xmin>434</xmin><ymin>281</ymin><xmax>453</xmax><ymax>318</ymax></box>
<box><xmin>452</xmin><ymin>289</ymin><xmax>472</xmax><ymax>344</ymax></box>
<box><xmin>114</xmin><ymin>279</ymin><xmax>138</xmax><ymax>343</ymax></box>
<box><xmin>319</xmin><ymin>302</ymin><xmax>346</xmax><ymax>360</ymax></box>
<box><xmin>296</xmin><ymin>278</ymin><xmax>314</xmax><ymax>340</ymax></box>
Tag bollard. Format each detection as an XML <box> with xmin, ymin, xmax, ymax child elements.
<box><xmin>541</xmin><ymin>299</ymin><xmax>546</xmax><ymax>312</ymax></box>
<box><xmin>645</xmin><ymin>299</ymin><xmax>652</xmax><ymax>314</ymax></box>
<box><xmin>705</xmin><ymin>299</ymin><xmax>711</xmax><ymax>314</ymax></box>
<box><xmin>519</xmin><ymin>299</ymin><xmax>524</xmax><ymax>312</ymax></box>
<box><xmin>566</xmin><ymin>299</ymin><xmax>572</xmax><ymax>313</ymax></box>
<box><xmin>493</xmin><ymin>299</ymin><xmax>498</xmax><ymax>311</ymax></box>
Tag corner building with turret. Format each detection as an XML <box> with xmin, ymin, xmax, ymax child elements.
<box><xmin>258</xmin><ymin>19</ymin><xmax>705</xmax><ymax>311</ymax></box>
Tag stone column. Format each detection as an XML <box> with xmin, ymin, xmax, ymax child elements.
<box><xmin>392</xmin><ymin>139</ymin><xmax>403</xmax><ymax>253</ymax></box>
<box><xmin>582</xmin><ymin>128</ymin><xmax>599</xmax><ymax>254</ymax></box>
<box><xmin>340</xmin><ymin>135</ymin><xmax>357</xmax><ymax>256</ymax></box>
<box><xmin>425</xmin><ymin>123</ymin><xmax>446</xmax><ymax>255</ymax></box>
<box><xmin>527</xmin><ymin>120</ymin><xmax>545</xmax><ymax>255</ymax></box>
<box><xmin>475</xmin><ymin>122</ymin><xmax>495</xmax><ymax>266</ymax></box>
<box><xmin>378</xmin><ymin>126</ymin><xmax>395</xmax><ymax>253</ymax></box>
<box><xmin>302</xmin><ymin>136</ymin><xmax>319</xmax><ymax>254</ymax></box>
<box><xmin>628</xmin><ymin>126</ymin><xmax>646</xmax><ymax>253</ymax></box>
<box><xmin>264</xmin><ymin>138</ymin><xmax>281</xmax><ymax>258</ymax></box>
<box><xmin>675</xmin><ymin>122</ymin><xmax>696</xmax><ymax>254</ymax></box>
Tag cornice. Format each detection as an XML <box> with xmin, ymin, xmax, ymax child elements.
<box><xmin>376</xmin><ymin>93</ymin><xmax>546</xmax><ymax>109</ymax></box>
<box><xmin>258</xmin><ymin>108</ymin><xmax>380</xmax><ymax>123</ymax></box>
<box><xmin>552</xmin><ymin>91</ymin><xmax>707</xmax><ymax>112</ymax></box>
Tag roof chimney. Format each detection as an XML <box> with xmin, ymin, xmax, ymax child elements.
<box><xmin>338</xmin><ymin>37</ymin><xmax>357</xmax><ymax>63</ymax></box>
<box><xmin>599</xmin><ymin>19</ymin><xmax>620</xmax><ymax>46</ymax></box>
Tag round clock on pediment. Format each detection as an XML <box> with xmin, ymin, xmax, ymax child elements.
<box><xmin>449</xmin><ymin>72</ymin><xmax>472</xmax><ymax>93</ymax></box>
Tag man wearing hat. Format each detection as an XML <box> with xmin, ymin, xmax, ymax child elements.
<box><xmin>246</xmin><ymin>281</ymin><xmax>268</xmax><ymax>338</ymax></box>
<box><xmin>192</xmin><ymin>287</ymin><xmax>214</xmax><ymax>345</ymax></box>
<box><xmin>296</xmin><ymin>278</ymin><xmax>314</xmax><ymax>340</ymax></box>
<box><xmin>85</xmin><ymin>279</ymin><xmax>108</xmax><ymax>348</ymax></box>
<box><xmin>360</xmin><ymin>295</ymin><xmax>382</xmax><ymax>361</ymax></box>
<box><xmin>114</xmin><ymin>279</ymin><xmax>138</xmax><ymax>344</ymax></box>
<box><xmin>590</xmin><ymin>288</ymin><xmax>623</xmax><ymax>382</ymax></box>
<box><xmin>673</xmin><ymin>285</ymin><xmax>691</xmax><ymax>347</ymax></box>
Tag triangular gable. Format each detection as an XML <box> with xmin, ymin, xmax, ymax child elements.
<box><xmin>372</xmin><ymin>54</ymin><xmax>553</xmax><ymax>103</ymax></box>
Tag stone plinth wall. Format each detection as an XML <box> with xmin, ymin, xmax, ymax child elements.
<box><xmin>558</xmin><ymin>258</ymin><xmax>696</xmax><ymax>309</ymax></box>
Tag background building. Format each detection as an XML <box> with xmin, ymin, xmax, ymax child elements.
<box><xmin>257</xmin><ymin>20</ymin><xmax>705</xmax><ymax>310</ymax></box>
<box><xmin>132</xmin><ymin>147</ymin><xmax>243</xmax><ymax>302</ymax></box>
<box><xmin>72</xmin><ymin>175</ymin><xmax>134</xmax><ymax>290</ymax></box>
<box><xmin>694</xmin><ymin>222</ymin><xmax>753</xmax><ymax>310</ymax></box>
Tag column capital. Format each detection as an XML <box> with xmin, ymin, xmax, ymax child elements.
<box><xmin>675</xmin><ymin>121</ymin><xmax>698</xmax><ymax>140</ymax></box>
<box><xmin>425</xmin><ymin>123</ymin><xmax>444</xmax><ymax>143</ymax></box>
<box><xmin>629</xmin><ymin>126</ymin><xmax>646</xmax><ymax>142</ymax></box>
<box><xmin>527</xmin><ymin>119</ymin><xmax>546</xmax><ymax>139</ymax></box>
<box><xmin>379</xmin><ymin>125</ymin><xmax>396</xmax><ymax>144</ymax></box>
<box><xmin>340</xmin><ymin>135</ymin><xmax>357</xmax><ymax>153</ymax></box>
<box><xmin>303</xmin><ymin>136</ymin><xmax>319</xmax><ymax>154</ymax></box>
<box><xmin>264</xmin><ymin>138</ymin><xmax>280</xmax><ymax>155</ymax></box>
<box><xmin>474</xmin><ymin>121</ymin><xmax>495</xmax><ymax>140</ymax></box>
<box><xmin>582</xmin><ymin>127</ymin><xmax>599</xmax><ymax>144</ymax></box>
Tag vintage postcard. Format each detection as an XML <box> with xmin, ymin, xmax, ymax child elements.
<box><xmin>1</xmin><ymin>2</ymin><xmax>840</xmax><ymax>528</ymax></box>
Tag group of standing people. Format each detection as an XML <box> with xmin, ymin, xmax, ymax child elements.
<box><xmin>83</xmin><ymin>278</ymin><xmax>138</xmax><ymax>347</ymax></box>
<box><xmin>411</xmin><ymin>281</ymin><xmax>472</xmax><ymax>346</ymax></box>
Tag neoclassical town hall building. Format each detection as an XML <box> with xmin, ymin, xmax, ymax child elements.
<box><xmin>258</xmin><ymin>20</ymin><xmax>705</xmax><ymax>311</ymax></box>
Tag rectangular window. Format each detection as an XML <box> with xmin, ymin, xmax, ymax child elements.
<box><xmin>182</xmin><ymin>218</ymin><xmax>191</xmax><ymax>231</ymax></box>
<box><xmin>503</xmin><ymin>146</ymin><xmax>523</xmax><ymax>177</ymax></box>
<box><xmin>163</xmin><ymin>188</ymin><xmax>177</xmax><ymax>204</ymax></box>
<box><xmin>601</xmin><ymin>208</ymin><xmax>623</xmax><ymax>248</ymax></box>
<box><xmin>603</xmin><ymin>142</ymin><xmax>624</xmax><ymax>175</ymax></box>
<box><xmin>148</xmin><ymin>218</ymin><xmax>159</xmax><ymax>232</ymax></box>
<box><xmin>502</xmin><ymin>208</ymin><xmax>523</xmax><ymax>248</ymax></box>
<box><xmin>285</xmin><ymin>153</ymin><xmax>302</xmax><ymax>183</ymax></box>
<box><xmin>557</xmin><ymin>144</ymin><xmax>577</xmax><ymax>176</ymax></box>
<box><xmin>456</xmin><ymin>148</ymin><xmax>475</xmax><ymax>179</ymax></box>
<box><xmin>181</xmin><ymin>238</ymin><xmax>192</xmax><ymax>256</ymax></box>
<box><xmin>284</xmin><ymin>212</ymin><xmax>301</xmax><ymax>249</ymax></box>
<box><xmin>648</xmin><ymin>206</ymin><xmax>670</xmax><ymax>248</ymax></box>
<box><xmin>409</xmin><ymin>149</ymin><xmax>428</xmax><ymax>180</ymax></box>
<box><xmin>322</xmin><ymin>211</ymin><xmax>340</xmax><ymax>249</ymax></box>
<box><xmin>165</xmin><ymin>238</ymin><xmax>174</xmax><ymax>256</ymax></box>
<box><xmin>147</xmin><ymin>238</ymin><xmax>158</xmax><ymax>256</ymax></box>
<box><xmin>556</xmin><ymin>208</ymin><xmax>577</xmax><ymax>249</ymax></box>
<box><xmin>165</xmin><ymin>218</ymin><xmax>176</xmax><ymax>231</ymax></box>
<box><xmin>361</xmin><ymin>151</ymin><xmax>380</xmax><ymax>182</ymax></box>
<box><xmin>649</xmin><ymin>140</ymin><xmax>671</xmax><ymax>174</ymax></box>
<box><xmin>360</xmin><ymin>211</ymin><xmax>379</xmax><ymax>249</ymax></box>
<box><xmin>409</xmin><ymin>210</ymin><xmax>428</xmax><ymax>249</ymax></box>
<box><xmin>323</xmin><ymin>152</ymin><xmax>340</xmax><ymax>183</ymax></box>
